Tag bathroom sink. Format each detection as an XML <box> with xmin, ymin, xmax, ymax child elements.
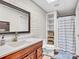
<box><xmin>7</xmin><ymin>40</ymin><xmax>30</xmax><ymax>47</ymax></box>
<box><xmin>0</xmin><ymin>45</ymin><xmax>13</xmax><ymax>55</ymax></box>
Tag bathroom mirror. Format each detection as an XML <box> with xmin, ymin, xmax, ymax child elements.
<box><xmin>0</xmin><ymin>0</ymin><xmax>30</xmax><ymax>34</ymax></box>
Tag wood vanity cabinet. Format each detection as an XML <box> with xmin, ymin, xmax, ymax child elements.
<box><xmin>1</xmin><ymin>41</ymin><xmax>43</xmax><ymax>59</ymax></box>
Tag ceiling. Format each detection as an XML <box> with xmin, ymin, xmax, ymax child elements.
<box><xmin>32</xmin><ymin>0</ymin><xmax>78</xmax><ymax>16</ymax></box>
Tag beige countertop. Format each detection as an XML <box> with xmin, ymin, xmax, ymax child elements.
<box><xmin>0</xmin><ymin>38</ymin><xmax>43</xmax><ymax>58</ymax></box>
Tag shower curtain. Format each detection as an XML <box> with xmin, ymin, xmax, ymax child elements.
<box><xmin>56</xmin><ymin>16</ymin><xmax>76</xmax><ymax>59</ymax></box>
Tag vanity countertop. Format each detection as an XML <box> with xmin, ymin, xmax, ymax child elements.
<box><xmin>0</xmin><ymin>38</ymin><xmax>43</xmax><ymax>58</ymax></box>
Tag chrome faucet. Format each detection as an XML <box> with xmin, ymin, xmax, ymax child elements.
<box><xmin>0</xmin><ymin>34</ymin><xmax>5</xmax><ymax>46</ymax></box>
<box><xmin>12</xmin><ymin>32</ymin><xmax>18</xmax><ymax>42</ymax></box>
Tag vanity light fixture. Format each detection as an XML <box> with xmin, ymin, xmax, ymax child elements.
<box><xmin>46</xmin><ymin>0</ymin><xmax>56</xmax><ymax>3</ymax></box>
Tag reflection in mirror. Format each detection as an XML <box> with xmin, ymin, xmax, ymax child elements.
<box><xmin>0</xmin><ymin>1</ymin><xmax>30</xmax><ymax>34</ymax></box>
<box><xmin>0</xmin><ymin>21</ymin><xmax>9</xmax><ymax>32</ymax></box>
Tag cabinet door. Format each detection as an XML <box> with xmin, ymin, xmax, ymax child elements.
<box><xmin>38</xmin><ymin>56</ymin><xmax>42</xmax><ymax>59</ymax></box>
<box><xmin>37</xmin><ymin>47</ymin><xmax>42</xmax><ymax>59</ymax></box>
<box><xmin>23</xmin><ymin>51</ymin><xmax>36</xmax><ymax>59</ymax></box>
<box><xmin>23</xmin><ymin>56</ymin><xmax>30</xmax><ymax>59</ymax></box>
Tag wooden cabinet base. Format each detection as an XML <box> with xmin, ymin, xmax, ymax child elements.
<box><xmin>1</xmin><ymin>41</ymin><xmax>43</xmax><ymax>59</ymax></box>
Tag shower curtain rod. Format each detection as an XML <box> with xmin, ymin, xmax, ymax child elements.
<box><xmin>57</xmin><ymin>11</ymin><xmax>76</xmax><ymax>18</ymax></box>
<box><xmin>57</xmin><ymin>14</ymin><xmax>76</xmax><ymax>18</ymax></box>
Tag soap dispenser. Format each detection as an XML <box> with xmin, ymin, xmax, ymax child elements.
<box><xmin>0</xmin><ymin>34</ymin><xmax>5</xmax><ymax>46</ymax></box>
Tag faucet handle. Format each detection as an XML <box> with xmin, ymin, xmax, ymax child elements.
<box><xmin>0</xmin><ymin>34</ymin><xmax>5</xmax><ymax>46</ymax></box>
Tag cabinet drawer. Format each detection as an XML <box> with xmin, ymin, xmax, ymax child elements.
<box><xmin>2</xmin><ymin>48</ymin><xmax>29</xmax><ymax>59</ymax></box>
<box><xmin>37</xmin><ymin>47</ymin><xmax>42</xmax><ymax>57</ymax></box>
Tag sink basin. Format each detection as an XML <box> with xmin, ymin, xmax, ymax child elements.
<box><xmin>7</xmin><ymin>40</ymin><xmax>30</xmax><ymax>47</ymax></box>
<box><xmin>0</xmin><ymin>45</ymin><xmax>13</xmax><ymax>55</ymax></box>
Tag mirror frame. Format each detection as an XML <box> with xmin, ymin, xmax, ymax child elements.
<box><xmin>0</xmin><ymin>0</ymin><xmax>30</xmax><ymax>34</ymax></box>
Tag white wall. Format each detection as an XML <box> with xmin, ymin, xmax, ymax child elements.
<box><xmin>0</xmin><ymin>0</ymin><xmax>46</xmax><ymax>41</ymax></box>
